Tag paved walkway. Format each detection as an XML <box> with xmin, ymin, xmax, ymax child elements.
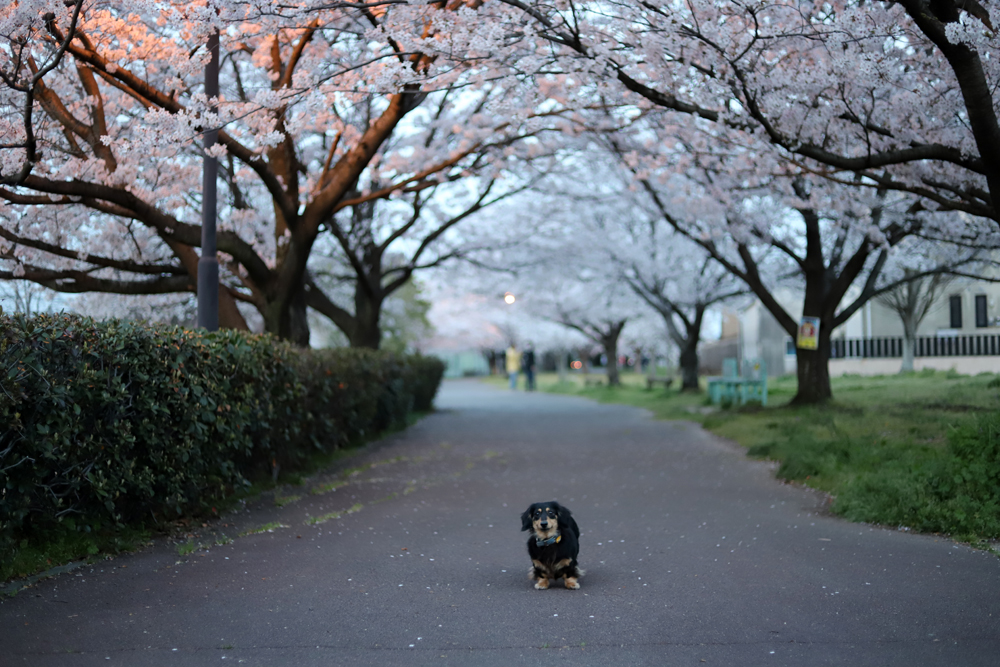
<box><xmin>2</xmin><ymin>380</ymin><xmax>999</xmax><ymax>666</ymax></box>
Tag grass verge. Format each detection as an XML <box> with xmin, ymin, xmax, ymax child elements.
<box><xmin>493</xmin><ymin>369</ymin><xmax>1000</xmax><ymax>545</ymax></box>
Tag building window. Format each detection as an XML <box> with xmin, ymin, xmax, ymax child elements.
<box><xmin>785</xmin><ymin>338</ymin><xmax>796</xmax><ymax>355</ymax></box>
<box><xmin>976</xmin><ymin>294</ymin><xmax>988</xmax><ymax>328</ymax></box>
<box><xmin>949</xmin><ymin>295</ymin><xmax>963</xmax><ymax>329</ymax></box>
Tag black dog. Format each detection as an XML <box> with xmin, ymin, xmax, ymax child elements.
<box><xmin>521</xmin><ymin>501</ymin><xmax>582</xmax><ymax>590</ymax></box>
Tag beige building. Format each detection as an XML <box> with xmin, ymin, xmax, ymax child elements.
<box><xmin>832</xmin><ymin>278</ymin><xmax>1000</xmax><ymax>375</ymax></box>
<box><xmin>711</xmin><ymin>279</ymin><xmax>1000</xmax><ymax>377</ymax></box>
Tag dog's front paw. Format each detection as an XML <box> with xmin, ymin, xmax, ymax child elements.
<box><xmin>534</xmin><ymin>579</ymin><xmax>550</xmax><ymax>590</ymax></box>
<box><xmin>564</xmin><ymin>577</ymin><xmax>580</xmax><ymax>590</ymax></box>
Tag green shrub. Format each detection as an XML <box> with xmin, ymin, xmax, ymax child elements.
<box><xmin>0</xmin><ymin>314</ymin><xmax>445</xmax><ymax>570</ymax></box>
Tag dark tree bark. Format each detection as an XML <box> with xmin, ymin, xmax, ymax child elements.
<box><xmin>351</xmin><ymin>285</ymin><xmax>384</xmax><ymax>349</ymax></box>
<box><xmin>678</xmin><ymin>336</ymin><xmax>700</xmax><ymax>391</ymax></box>
<box><xmin>793</xmin><ymin>328</ymin><xmax>833</xmax><ymax>404</ymax></box>
<box><xmin>599</xmin><ymin>323</ymin><xmax>625</xmax><ymax>387</ymax></box>
<box><xmin>561</xmin><ymin>318</ymin><xmax>627</xmax><ymax>386</ymax></box>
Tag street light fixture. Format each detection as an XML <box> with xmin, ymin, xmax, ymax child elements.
<box><xmin>504</xmin><ymin>292</ymin><xmax>516</xmax><ymax>305</ymax></box>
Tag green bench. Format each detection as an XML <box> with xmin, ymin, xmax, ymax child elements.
<box><xmin>707</xmin><ymin>358</ymin><xmax>767</xmax><ymax>406</ymax></box>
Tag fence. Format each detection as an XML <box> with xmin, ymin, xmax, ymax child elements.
<box><xmin>830</xmin><ymin>334</ymin><xmax>1000</xmax><ymax>359</ymax></box>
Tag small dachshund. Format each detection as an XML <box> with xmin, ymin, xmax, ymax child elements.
<box><xmin>521</xmin><ymin>501</ymin><xmax>582</xmax><ymax>590</ymax></box>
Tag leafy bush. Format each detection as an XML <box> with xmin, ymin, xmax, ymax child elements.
<box><xmin>0</xmin><ymin>314</ymin><xmax>444</xmax><ymax>566</ymax></box>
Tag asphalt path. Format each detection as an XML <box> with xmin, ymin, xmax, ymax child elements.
<box><xmin>2</xmin><ymin>379</ymin><xmax>999</xmax><ymax>666</ymax></box>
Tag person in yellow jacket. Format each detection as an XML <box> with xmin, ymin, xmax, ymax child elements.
<box><xmin>505</xmin><ymin>344</ymin><xmax>522</xmax><ymax>390</ymax></box>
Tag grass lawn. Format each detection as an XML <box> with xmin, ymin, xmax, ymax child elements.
<box><xmin>486</xmin><ymin>369</ymin><xmax>1000</xmax><ymax>547</ymax></box>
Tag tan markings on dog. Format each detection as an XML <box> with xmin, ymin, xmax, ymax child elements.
<box><xmin>531</xmin><ymin>559</ymin><xmax>552</xmax><ymax>589</ymax></box>
<box><xmin>564</xmin><ymin>577</ymin><xmax>580</xmax><ymax>590</ymax></box>
<box><xmin>554</xmin><ymin>558</ymin><xmax>572</xmax><ymax>571</ymax></box>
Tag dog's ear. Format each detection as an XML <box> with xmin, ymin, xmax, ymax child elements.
<box><xmin>553</xmin><ymin>502</ymin><xmax>573</xmax><ymax>526</ymax></box>
<box><xmin>520</xmin><ymin>506</ymin><xmax>533</xmax><ymax>531</ymax></box>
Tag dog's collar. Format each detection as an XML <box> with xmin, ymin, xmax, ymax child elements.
<box><xmin>535</xmin><ymin>533</ymin><xmax>561</xmax><ymax>547</ymax></box>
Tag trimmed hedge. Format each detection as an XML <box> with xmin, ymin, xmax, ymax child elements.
<box><xmin>0</xmin><ymin>313</ymin><xmax>444</xmax><ymax>558</ymax></box>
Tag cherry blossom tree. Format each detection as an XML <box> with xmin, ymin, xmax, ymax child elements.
<box><xmin>641</xmin><ymin>176</ymin><xmax>922</xmax><ymax>403</ymax></box>
<box><xmin>302</xmin><ymin>134</ymin><xmax>541</xmax><ymax>347</ymax></box>
<box><xmin>520</xmin><ymin>141</ymin><xmax>747</xmax><ymax>391</ymax></box>
<box><xmin>0</xmin><ymin>0</ymin><xmax>85</xmax><ymax>186</ymax></box>
<box><xmin>420</xmin><ymin>268</ymin><xmax>589</xmax><ymax>375</ymax></box>
<box><xmin>487</xmin><ymin>0</ymin><xmax>1000</xmax><ymax>225</ymax></box>
<box><xmin>454</xmin><ymin>163</ymin><xmax>655</xmax><ymax>386</ymax></box>
<box><xmin>0</xmin><ymin>0</ymin><xmax>555</xmax><ymax>345</ymax></box>
<box><xmin>621</xmin><ymin>242</ymin><xmax>746</xmax><ymax>392</ymax></box>
<box><xmin>588</xmin><ymin>120</ymin><xmax>1000</xmax><ymax>403</ymax></box>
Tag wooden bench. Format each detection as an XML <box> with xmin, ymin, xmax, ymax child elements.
<box><xmin>646</xmin><ymin>376</ymin><xmax>674</xmax><ymax>390</ymax></box>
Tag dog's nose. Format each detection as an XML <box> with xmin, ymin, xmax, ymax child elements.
<box><xmin>539</xmin><ymin>521</ymin><xmax>549</xmax><ymax>529</ymax></box>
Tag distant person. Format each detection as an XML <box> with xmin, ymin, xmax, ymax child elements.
<box><xmin>523</xmin><ymin>341</ymin><xmax>537</xmax><ymax>391</ymax></box>
<box><xmin>505</xmin><ymin>343</ymin><xmax>522</xmax><ymax>390</ymax></box>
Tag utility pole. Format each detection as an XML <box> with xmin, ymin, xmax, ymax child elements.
<box><xmin>197</xmin><ymin>28</ymin><xmax>220</xmax><ymax>331</ymax></box>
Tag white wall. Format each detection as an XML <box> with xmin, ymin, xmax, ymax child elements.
<box><xmin>830</xmin><ymin>356</ymin><xmax>1000</xmax><ymax>376</ymax></box>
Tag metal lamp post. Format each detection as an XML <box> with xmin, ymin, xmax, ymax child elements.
<box><xmin>197</xmin><ymin>28</ymin><xmax>220</xmax><ymax>331</ymax></box>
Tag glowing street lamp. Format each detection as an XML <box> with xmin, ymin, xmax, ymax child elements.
<box><xmin>504</xmin><ymin>292</ymin><xmax>516</xmax><ymax>305</ymax></box>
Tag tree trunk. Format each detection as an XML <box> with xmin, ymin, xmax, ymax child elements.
<box><xmin>218</xmin><ymin>287</ymin><xmax>250</xmax><ymax>332</ymax></box>
<box><xmin>603</xmin><ymin>338</ymin><xmax>621</xmax><ymax>386</ymax></box>
<box><xmin>601</xmin><ymin>324</ymin><xmax>625</xmax><ymax>387</ymax></box>
<box><xmin>264</xmin><ymin>283</ymin><xmax>311</xmax><ymax>347</ymax></box>
<box><xmin>281</xmin><ymin>284</ymin><xmax>311</xmax><ymax>346</ymax></box>
<box><xmin>900</xmin><ymin>313</ymin><xmax>917</xmax><ymax>373</ymax></box>
<box><xmin>350</xmin><ymin>288</ymin><xmax>383</xmax><ymax>349</ymax></box>
<box><xmin>678</xmin><ymin>340</ymin><xmax>699</xmax><ymax>391</ymax></box>
<box><xmin>791</xmin><ymin>327</ymin><xmax>832</xmax><ymax>404</ymax></box>
<box><xmin>901</xmin><ymin>336</ymin><xmax>915</xmax><ymax>373</ymax></box>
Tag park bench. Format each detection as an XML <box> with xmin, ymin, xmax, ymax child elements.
<box><xmin>646</xmin><ymin>375</ymin><xmax>674</xmax><ymax>390</ymax></box>
<box><xmin>707</xmin><ymin>358</ymin><xmax>767</xmax><ymax>406</ymax></box>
